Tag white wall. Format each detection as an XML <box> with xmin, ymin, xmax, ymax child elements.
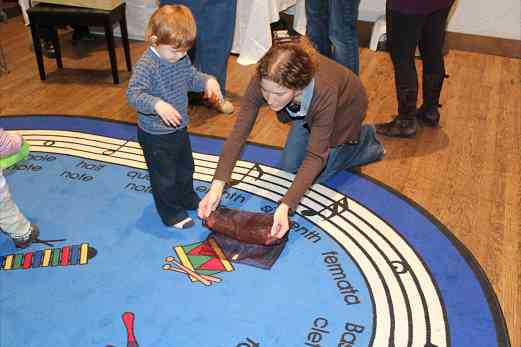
<box><xmin>359</xmin><ymin>0</ymin><xmax>521</xmax><ymax>40</ymax></box>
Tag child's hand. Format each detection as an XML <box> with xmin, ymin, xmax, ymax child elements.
<box><xmin>154</xmin><ymin>100</ymin><xmax>182</xmax><ymax>127</ymax></box>
<box><xmin>204</xmin><ymin>78</ymin><xmax>224</xmax><ymax>105</ymax></box>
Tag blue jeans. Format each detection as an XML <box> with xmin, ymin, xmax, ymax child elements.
<box><xmin>137</xmin><ymin>128</ymin><xmax>200</xmax><ymax>226</ymax></box>
<box><xmin>279</xmin><ymin>121</ymin><xmax>384</xmax><ymax>183</ymax></box>
<box><xmin>0</xmin><ymin>171</ymin><xmax>31</xmax><ymax>241</ymax></box>
<box><xmin>159</xmin><ymin>0</ymin><xmax>237</xmax><ymax>96</ymax></box>
<box><xmin>305</xmin><ymin>0</ymin><xmax>361</xmax><ymax>74</ymax></box>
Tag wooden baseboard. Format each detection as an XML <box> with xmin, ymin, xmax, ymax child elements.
<box><xmin>357</xmin><ymin>20</ymin><xmax>521</xmax><ymax>59</ymax></box>
<box><xmin>445</xmin><ymin>31</ymin><xmax>521</xmax><ymax>58</ymax></box>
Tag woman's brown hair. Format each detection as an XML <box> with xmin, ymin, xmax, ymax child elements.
<box><xmin>257</xmin><ymin>36</ymin><xmax>318</xmax><ymax>90</ymax></box>
<box><xmin>145</xmin><ymin>5</ymin><xmax>196</xmax><ymax>49</ymax></box>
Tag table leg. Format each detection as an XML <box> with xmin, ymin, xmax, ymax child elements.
<box><xmin>29</xmin><ymin>21</ymin><xmax>46</xmax><ymax>80</ymax></box>
<box><xmin>119</xmin><ymin>10</ymin><xmax>131</xmax><ymax>72</ymax></box>
<box><xmin>51</xmin><ymin>26</ymin><xmax>63</xmax><ymax>68</ymax></box>
<box><xmin>104</xmin><ymin>21</ymin><xmax>119</xmax><ymax>84</ymax></box>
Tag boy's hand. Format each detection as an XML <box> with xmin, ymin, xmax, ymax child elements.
<box><xmin>204</xmin><ymin>78</ymin><xmax>224</xmax><ymax>105</ymax></box>
<box><xmin>154</xmin><ymin>100</ymin><xmax>182</xmax><ymax>127</ymax></box>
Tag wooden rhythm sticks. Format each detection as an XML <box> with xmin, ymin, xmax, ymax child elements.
<box><xmin>161</xmin><ymin>256</ymin><xmax>221</xmax><ymax>286</ymax></box>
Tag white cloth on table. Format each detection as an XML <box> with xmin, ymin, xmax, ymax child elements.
<box><xmin>119</xmin><ymin>0</ymin><xmax>156</xmax><ymax>40</ymax></box>
<box><xmin>18</xmin><ymin>0</ymin><xmax>35</xmax><ymax>26</ymax></box>
<box><xmin>232</xmin><ymin>0</ymin><xmax>307</xmax><ymax>65</ymax></box>
<box><xmin>20</xmin><ymin>0</ymin><xmax>157</xmax><ymax>40</ymax></box>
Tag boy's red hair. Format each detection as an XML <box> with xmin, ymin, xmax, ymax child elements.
<box><xmin>145</xmin><ymin>5</ymin><xmax>196</xmax><ymax>49</ymax></box>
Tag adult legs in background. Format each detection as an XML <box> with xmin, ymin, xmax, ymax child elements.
<box><xmin>191</xmin><ymin>0</ymin><xmax>236</xmax><ymax>98</ymax></box>
<box><xmin>159</xmin><ymin>0</ymin><xmax>237</xmax><ymax>113</ymax></box>
<box><xmin>305</xmin><ymin>0</ymin><xmax>330</xmax><ymax>56</ymax></box>
<box><xmin>137</xmin><ymin>129</ymin><xmax>198</xmax><ymax>227</ymax></box>
<box><xmin>375</xmin><ymin>8</ymin><xmax>424</xmax><ymax>138</ymax></box>
<box><xmin>416</xmin><ymin>5</ymin><xmax>452</xmax><ymax>126</ymax></box>
<box><xmin>305</xmin><ymin>0</ymin><xmax>361</xmax><ymax>74</ymax></box>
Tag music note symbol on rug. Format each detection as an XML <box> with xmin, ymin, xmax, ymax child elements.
<box><xmin>302</xmin><ymin>197</ymin><xmax>350</xmax><ymax>220</ymax></box>
<box><xmin>43</xmin><ymin>139</ymin><xmax>56</xmax><ymax>147</ymax></box>
<box><xmin>102</xmin><ymin>138</ymin><xmax>134</xmax><ymax>156</ymax></box>
<box><xmin>230</xmin><ymin>162</ymin><xmax>264</xmax><ymax>186</ymax></box>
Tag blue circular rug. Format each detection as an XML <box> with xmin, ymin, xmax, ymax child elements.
<box><xmin>0</xmin><ymin>115</ymin><xmax>510</xmax><ymax>347</ymax></box>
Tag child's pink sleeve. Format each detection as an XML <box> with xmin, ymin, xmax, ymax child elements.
<box><xmin>0</xmin><ymin>129</ymin><xmax>23</xmax><ymax>157</ymax></box>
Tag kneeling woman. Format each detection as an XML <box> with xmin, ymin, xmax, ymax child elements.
<box><xmin>198</xmin><ymin>37</ymin><xmax>384</xmax><ymax>239</ymax></box>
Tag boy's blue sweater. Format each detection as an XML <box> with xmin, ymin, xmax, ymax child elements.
<box><xmin>127</xmin><ymin>48</ymin><xmax>210</xmax><ymax>134</ymax></box>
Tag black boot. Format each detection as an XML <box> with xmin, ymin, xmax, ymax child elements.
<box><xmin>376</xmin><ymin>86</ymin><xmax>418</xmax><ymax>138</ymax></box>
<box><xmin>375</xmin><ymin>117</ymin><xmax>417</xmax><ymax>138</ymax></box>
<box><xmin>416</xmin><ymin>104</ymin><xmax>440</xmax><ymax>127</ymax></box>
<box><xmin>416</xmin><ymin>73</ymin><xmax>446</xmax><ymax>127</ymax></box>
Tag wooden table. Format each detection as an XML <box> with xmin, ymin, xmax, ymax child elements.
<box><xmin>27</xmin><ymin>3</ymin><xmax>131</xmax><ymax>84</ymax></box>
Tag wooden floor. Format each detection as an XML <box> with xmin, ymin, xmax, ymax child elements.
<box><xmin>1</xmin><ymin>15</ymin><xmax>520</xmax><ymax>345</ymax></box>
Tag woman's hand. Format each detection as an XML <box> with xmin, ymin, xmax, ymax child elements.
<box><xmin>198</xmin><ymin>180</ymin><xmax>225</xmax><ymax>219</ymax></box>
<box><xmin>204</xmin><ymin>78</ymin><xmax>224</xmax><ymax>105</ymax></box>
<box><xmin>154</xmin><ymin>100</ymin><xmax>182</xmax><ymax>127</ymax></box>
<box><xmin>270</xmin><ymin>203</ymin><xmax>290</xmax><ymax>239</ymax></box>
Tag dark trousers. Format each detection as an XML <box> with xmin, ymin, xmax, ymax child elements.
<box><xmin>159</xmin><ymin>0</ymin><xmax>237</xmax><ymax>96</ymax></box>
<box><xmin>137</xmin><ymin>128</ymin><xmax>200</xmax><ymax>226</ymax></box>
<box><xmin>387</xmin><ymin>6</ymin><xmax>452</xmax><ymax>117</ymax></box>
<box><xmin>305</xmin><ymin>0</ymin><xmax>361</xmax><ymax>74</ymax></box>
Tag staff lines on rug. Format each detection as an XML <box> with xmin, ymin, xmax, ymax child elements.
<box><xmin>208</xmin><ymin>162</ymin><xmax>447</xmax><ymax>346</ymax></box>
<box><xmin>16</xmin><ymin>129</ymin><xmax>448</xmax><ymax>347</ymax></box>
<box><xmin>322</xmin><ymin>210</ymin><xmax>446</xmax><ymax>347</ymax></box>
<box><xmin>345</xmin><ymin>197</ymin><xmax>447</xmax><ymax>345</ymax></box>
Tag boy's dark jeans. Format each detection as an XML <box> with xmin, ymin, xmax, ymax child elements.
<box><xmin>137</xmin><ymin>128</ymin><xmax>200</xmax><ymax>226</ymax></box>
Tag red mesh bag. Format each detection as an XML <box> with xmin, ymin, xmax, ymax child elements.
<box><xmin>202</xmin><ymin>207</ymin><xmax>289</xmax><ymax>269</ymax></box>
<box><xmin>202</xmin><ymin>207</ymin><xmax>282</xmax><ymax>246</ymax></box>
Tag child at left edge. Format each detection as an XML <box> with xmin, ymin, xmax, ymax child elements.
<box><xmin>0</xmin><ymin>129</ymin><xmax>40</xmax><ymax>248</ymax></box>
<box><xmin>127</xmin><ymin>5</ymin><xmax>224</xmax><ymax>229</ymax></box>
